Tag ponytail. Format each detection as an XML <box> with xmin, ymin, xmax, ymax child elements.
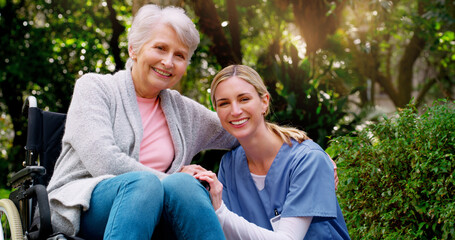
<box><xmin>265</xmin><ymin>122</ymin><xmax>310</xmax><ymax>145</ymax></box>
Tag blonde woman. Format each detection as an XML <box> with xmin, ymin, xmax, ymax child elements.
<box><xmin>196</xmin><ymin>65</ymin><xmax>350</xmax><ymax>239</ymax></box>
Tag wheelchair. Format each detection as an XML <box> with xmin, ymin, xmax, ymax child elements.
<box><xmin>0</xmin><ymin>96</ymin><xmax>77</xmax><ymax>240</ymax></box>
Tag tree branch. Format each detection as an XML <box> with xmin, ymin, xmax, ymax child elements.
<box><xmin>415</xmin><ymin>78</ymin><xmax>436</xmax><ymax>107</ymax></box>
<box><xmin>348</xmin><ymin>36</ymin><xmax>401</xmax><ymax>107</ymax></box>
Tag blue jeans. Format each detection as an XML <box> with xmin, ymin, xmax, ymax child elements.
<box><xmin>78</xmin><ymin>172</ymin><xmax>225</xmax><ymax>240</ymax></box>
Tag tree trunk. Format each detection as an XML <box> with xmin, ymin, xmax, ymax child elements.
<box><xmin>187</xmin><ymin>0</ymin><xmax>239</xmax><ymax>67</ymax></box>
<box><xmin>396</xmin><ymin>30</ymin><xmax>426</xmax><ymax>107</ymax></box>
<box><xmin>396</xmin><ymin>1</ymin><xmax>426</xmax><ymax>108</ymax></box>
<box><xmin>106</xmin><ymin>0</ymin><xmax>126</xmax><ymax>71</ymax></box>
<box><xmin>226</xmin><ymin>0</ymin><xmax>242</xmax><ymax>61</ymax></box>
<box><xmin>290</xmin><ymin>0</ymin><xmax>345</xmax><ymax>54</ymax></box>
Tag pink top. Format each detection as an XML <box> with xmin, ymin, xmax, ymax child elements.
<box><xmin>137</xmin><ymin>96</ymin><xmax>174</xmax><ymax>172</ymax></box>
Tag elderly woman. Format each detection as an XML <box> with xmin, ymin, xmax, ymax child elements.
<box><xmin>46</xmin><ymin>4</ymin><xmax>235</xmax><ymax>239</ymax></box>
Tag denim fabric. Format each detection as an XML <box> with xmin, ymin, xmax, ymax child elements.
<box><xmin>78</xmin><ymin>172</ymin><xmax>225</xmax><ymax>240</ymax></box>
<box><xmin>158</xmin><ymin>173</ymin><xmax>225</xmax><ymax>240</ymax></box>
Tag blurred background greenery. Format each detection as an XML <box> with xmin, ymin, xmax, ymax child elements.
<box><xmin>0</xmin><ymin>0</ymin><xmax>454</xmax><ymax>238</ymax></box>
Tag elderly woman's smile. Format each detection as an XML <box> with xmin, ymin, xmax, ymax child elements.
<box><xmin>152</xmin><ymin>67</ymin><xmax>172</xmax><ymax>77</ymax></box>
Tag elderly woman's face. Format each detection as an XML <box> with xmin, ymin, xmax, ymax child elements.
<box><xmin>131</xmin><ymin>24</ymin><xmax>189</xmax><ymax>98</ymax></box>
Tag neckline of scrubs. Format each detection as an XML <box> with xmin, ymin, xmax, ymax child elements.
<box><xmin>243</xmin><ymin>142</ymin><xmax>288</xmax><ymax>192</ymax></box>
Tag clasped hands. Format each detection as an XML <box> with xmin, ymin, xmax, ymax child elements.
<box><xmin>179</xmin><ymin>162</ymin><xmax>339</xmax><ymax>211</ymax></box>
<box><xmin>179</xmin><ymin>164</ymin><xmax>223</xmax><ymax>210</ymax></box>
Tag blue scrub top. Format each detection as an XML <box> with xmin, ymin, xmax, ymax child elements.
<box><xmin>218</xmin><ymin>139</ymin><xmax>350</xmax><ymax>239</ymax></box>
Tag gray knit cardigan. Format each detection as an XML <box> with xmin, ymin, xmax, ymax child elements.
<box><xmin>46</xmin><ymin>68</ymin><xmax>236</xmax><ymax>236</ymax></box>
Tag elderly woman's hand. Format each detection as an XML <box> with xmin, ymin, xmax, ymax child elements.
<box><xmin>194</xmin><ymin>171</ymin><xmax>223</xmax><ymax>210</ymax></box>
<box><xmin>179</xmin><ymin>164</ymin><xmax>207</xmax><ymax>176</ymax></box>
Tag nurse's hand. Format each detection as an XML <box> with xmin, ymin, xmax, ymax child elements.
<box><xmin>331</xmin><ymin>159</ymin><xmax>339</xmax><ymax>191</ymax></box>
<box><xmin>194</xmin><ymin>171</ymin><xmax>223</xmax><ymax>210</ymax></box>
<box><xmin>179</xmin><ymin>164</ymin><xmax>207</xmax><ymax>176</ymax></box>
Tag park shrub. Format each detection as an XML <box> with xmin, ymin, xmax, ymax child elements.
<box><xmin>327</xmin><ymin>100</ymin><xmax>455</xmax><ymax>239</ymax></box>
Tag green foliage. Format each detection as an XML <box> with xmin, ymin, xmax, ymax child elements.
<box><xmin>0</xmin><ymin>113</ymin><xmax>13</xmax><ymax>182</ymax></box>
<box><xmin>180</xmin><ymin>32</ymin><xmax>221</xmax><ymax>108</ymax></box>
<box><xmin>328</xmin><ymin>100</ymin><xmax>455</xmax><ymax>239</ymax></box>
<box><xmin>0</xmin><ymin>188</ymin><xmax>10</xmax><ymax>199</ymax></box>
<box><xmin>256</xmin><ymin>41</ymin><xmax>351</xmax><ymax>148</ymax></box>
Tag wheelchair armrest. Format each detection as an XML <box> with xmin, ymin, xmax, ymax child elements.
<box><xmin>9</xmin><ymin>166</ymin><xmax>46</xmax><ymax>188</ymax></box>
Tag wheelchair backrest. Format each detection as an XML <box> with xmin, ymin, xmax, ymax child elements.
<box><xmin>25</xmin><ymin>98</ymin><xmax>66</xmax><ymax>186</ymax></box>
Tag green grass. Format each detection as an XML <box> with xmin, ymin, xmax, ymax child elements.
<box><xmin>0</xmin><ymin>188</ymin><xmax>11</xmax><ymax>199</ymax></box>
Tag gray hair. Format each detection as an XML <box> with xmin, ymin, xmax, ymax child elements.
<box><xmin>126</xmin><ymin>4</ymin><xmax>200</xmax><ymax>69</ymax></box>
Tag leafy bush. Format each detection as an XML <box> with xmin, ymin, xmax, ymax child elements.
<box><xmin>328</xmin><ymin>100</ymin><xmax>455</xmax><ymax>239</ymax></box>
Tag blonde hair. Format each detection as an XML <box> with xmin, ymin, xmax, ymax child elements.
<box><xmin>126</xmin><ymin>4</ymin><xmax>200</xmax><ymax>69</ymax></box>
<box><xmin>211</xmin><ymin>65</ymin><xmax>310</xmax><ymax>145</ymax></box>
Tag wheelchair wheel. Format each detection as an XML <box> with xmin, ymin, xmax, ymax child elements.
<box><xmin>0</xmin><ymin>199</ymin><xmax>24</xmax><ymax>240</ymax></box>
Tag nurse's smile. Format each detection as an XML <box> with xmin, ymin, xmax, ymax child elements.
<box><xmin>214</xmin><ymin>76</ymin><xmax>269</xmax><ymax>141</ymax></box>
<box><xmin>230</xmin><ymin>118</ymin><xmax>249</xmax><ymax>127</ymax></box>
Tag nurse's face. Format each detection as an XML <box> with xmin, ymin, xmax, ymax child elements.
<box><xmin>130</xmin><ymin>24</ymin><xmax>189</xmax><ymax>98</ymax></box>
<box><xmin>214</xmin><ymin>76</ymin><xmax>269</xmax><ymax>141</ymax></box>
